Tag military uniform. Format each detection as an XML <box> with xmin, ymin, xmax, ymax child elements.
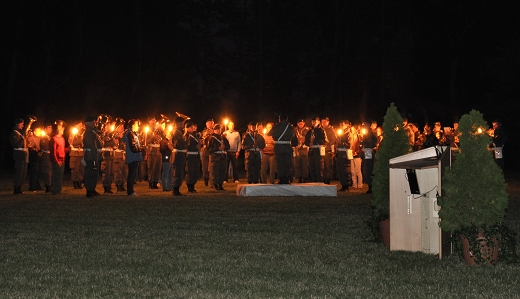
<box><xmin>360</xmin><ymin>125</ymin><xmax>377</xmax><ymax>193</ymax></box>
<box><xmin>100</xmin><ymin>132</ymin><xmax>116</xmax><ymax>193</ymax></box>
<box><xmin>27</xmin><ymin>131</ymin><xmax>42</xmax><ymax>191</ymax></box>
<box><xmin>304</xmin><ymin>120</ymin><xmax>326</xmax><ymax>182</ymax></box>
<box><xmin>39</xmin><ymin>128</ymin><xmax>53</xmax><ymax>192</ymax></box>
<box><xmin>242</xmin><ymin>125</ymin><xmax>265</xmax><ymax>184</ymax></box>
<box><xmin>147</xmin><ymin>129</ymin><xmax>162</xmax><ymax>189</ymax></box>
<box><xmin>68</xmin><ymin>125</ymin><xmax>85</xmax><ymax>189</ymax></box>
<box><xmin>201</xmin><ymin>120</ymin><xmax>214</xmax><ymax>186</ymax></box>
<box><xmin>113</xmin><ymin>136</ymin><xmax>127</xmax><ymax>192</ymax></box>
<box><xmin>9</xmin><ymin>119</ymin><xmax>28</xmax><ymax>194</ymax></box>
<box><xmin>185</xmin><ymin>127</ymin><xmax>201</xmax><ymax>192</ymax></box>
<box><xmin>268</xmin><ymin>117</ymin><xmax>295</xmax><ymax>184</ymax></box>
<box><xmin>209</xmin><ymin>126</ymin><xmax>230</xmax><ymax>190</ymax></box>
<box><xmin>83</xmin><ymin>117</ymin><xmax>103</xmax><ymax>197</ymax></box>
<box><xmin>159</xmin><ymin>135</ymin><xmax>173</xmax><ymax>191</ymax></box>
<box><xmin>335</xmin><ymin>126</ymin><xmax>352</xmax><ymax>191</ymax></box>
<box><xmin>171</xmin><ymin>119</ymin><xmax>188</xmax><ymax>196</ymax></box>
<box><xmin>293</xmin><ymin>122</ymin><xmax>310</xmax><ymax>183</ymax></box>
<box><xmin>321</xmin><ymin>120</ymin><xmax>337</xmax><ymax>184</ymax></box>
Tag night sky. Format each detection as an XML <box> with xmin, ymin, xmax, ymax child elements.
<box><xmin>2</xmin><ymin>0</ymin><xmax>520</xmax><ymax>168</ymax></box>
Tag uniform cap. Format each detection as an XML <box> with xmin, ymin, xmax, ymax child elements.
<box><xmin>14</xmin><ymin>118</ymin><xmax>24</xmax><ymax>124</ymax></box>
<box><xmin>213</xmin><ymin>124</ymin><xmax>221</xmax><ymax>130</ymax></box>
<box><xmin>206</xmin><ymin>118</ymin><xmax>214</xmax><ymax>123</ymax></box>
<box><xmin>297</xmin><ymin>118</ymin><xmax>305</xmax><ymax>123</ymax></box>
<box><xmin>311</xmin><ymin>116</ymin><xmax>320</xmax><ymax>121</ymax></box>
<box><xmin>174</xmin><ymin>116</ymin><xmax>184</xmax><ymax>123</ymax></box>
<box><xmin>278</xmin><ymin>113</ymin><xmax>288</xmax><ymax>121</ymax></box>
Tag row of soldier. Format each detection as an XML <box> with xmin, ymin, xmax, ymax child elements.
<box><xmin>9</xmin><ymin>113</ymin><xmax>505</xmax><ymax>196</ymax></box>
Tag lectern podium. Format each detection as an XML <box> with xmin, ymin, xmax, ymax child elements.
<box><xmin>388</xmin><ymin>146</ymin><xmax>451</xmax><ymax>258</ymax></box>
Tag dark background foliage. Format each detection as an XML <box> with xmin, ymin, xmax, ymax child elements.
<box><xmin>2</xmin><ymin>0</ymin><xmax>519</xmax><ymax>168</ymax></box>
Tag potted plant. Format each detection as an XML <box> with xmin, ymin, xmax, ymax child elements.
<box><xmin>368</xmin><ymin>103</ymin><xmax>411</xmax><ymax>245</ymax></box>
<box><xmin>438</xmin><ymin>110</ymin><xmax>510</xmax><ymax>265</ymax></box>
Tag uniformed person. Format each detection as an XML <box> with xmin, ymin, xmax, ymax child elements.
<box><xmin>360</xmin><ymin>121</ymin><xmax>377</xmax><ymax>194</ymax></box>
<box><xmin>201</xmin><ymin>119</ymin><xmax>215</xmax><ymax>186</ymax></box>
<box><xmin>40</xmin><ymin>124</ymin><xmax>53</xmax><ymax>193</ymax></box>
<box><xmin>112</xmin><ymin>118</ymin><xmax>127</xmax><ymax>192</ymax></box>
<box><xmin>123</xmin><ymin>119</ymin><xmax>144</xmax><ymax>196</ymax></box>
<box><xmin>293</xmin><ymin>118</ymin><xmax>310</xmax><ymax>183</ymax></box>
<box><xmin>68</xmin><ymin>121</ymin><xmax>86</xmax><ymax>189</ymax></box>
<box><xmin>268</xmin><ymin>114</ymin><xmax>295</xmax><ymax>184</ymax></box>
<box><xmin>147</xmin><ymin>117</ymin><xmax>162</xmax><ymax>189</ymax></box>
<box><xmin>171</xmin><ymin>116</ymin><xmax>188</xmax><ymax>196</ymax></box>
<box><xmin>9</xmin><ymin>118</ymin><xmax>28</xmax><ymax>194</ymax></box>
<box><xmin>208</xmin><ymin>124</ymin><xmax>230</xmax><ymax>190</ymax></box>
<box><xmin>321</xmin><ymin>117</ymin><xmax>337</xmax><ymax>184</ymax></box>
<box><xmin>99</xmin><ymin>115</ymin><xmax>116</xmax><ymax>194</ymax></box>
<box><xmin>305</xmin><ymin>117</ymin><xmax>326</xmax><ymax>182</ymax></box>
<box><xmin>335</xmin><ymin>121</ymin><xmax>352</xmax><ymax>191</ymax></box>
<box><xmin>185</xmin><ymin>120</ymin><xmax>201</xmax><ymax>193</ymax></box>
<box><xmin>242</xmin><ymin>122</ymin><xmax>265</xmax><ymax>184</ymax></box>
<box><xmin>83</xmin><ymin>116</ymin><xmax>103</xmax><ymax>197</ymax></box>
<box><xmin>26</xmin><ymin>121</ymin><xmax>43</xmax><ymax>191</ymax></box>
<box><xmin>50</xmin><ymin>120</ymin><xmax>67</xmax><ymax>195</ymax></box>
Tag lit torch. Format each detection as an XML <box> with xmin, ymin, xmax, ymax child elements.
<box><xmin>337</xmin><ymin>128</ymin><xmax>343</xmax><ymax>136</ymax></box>
<box><xmin>72</xmin><ymin>127</ymin><xmax>78</xmax><ymax>135</ymax></box>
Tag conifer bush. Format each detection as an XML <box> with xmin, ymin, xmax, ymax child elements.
<box><xmin>368</xmin><ymin>103</ymin><xmax>411</xmax><ymax>240</ymax></box>
<box><xmin>438</xmin><ymin>110</ymin><xmax>508</xmax><ymax>232</ymax></box>
<box><xmin>438</xmin><ymin>110</ymin><xmax>516</xmax><ymax>264</ymax></box>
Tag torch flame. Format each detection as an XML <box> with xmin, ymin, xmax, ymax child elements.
<box><xmin>72</xmin><ymin>127</ymin><xmax>78</xmax><ymax>135</ymax></box>
<box><xmin>337</xmin><ymin>129</ymin><xmax>343</xmax><ymax>136</ymax></box>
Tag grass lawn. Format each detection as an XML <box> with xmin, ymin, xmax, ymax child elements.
<box><xmin>1</xmin><ymin>170</ymin><xmax>520</xmax><ymax>298</ymax></box>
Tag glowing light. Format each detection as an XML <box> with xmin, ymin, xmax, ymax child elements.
<box><xmin>72</xmin><ymin>127</ymin><xmax>78</xmax><ymax>135</ymax></box>
<box><xmin>144</xmin><ymin>126</ymin><xmax>149</xmax><ymax>133</ymax></box>
<box><xmin>263</xmin><ymin>128</ymin><xmax>267</xmax><ymax>135</ymax></box>
<box><xmin>34</xmin><ymin>128</ymin><xmax>42</xmax><ymax>137</ymax></box>
<box><xmin>361</xmin><ymin>128</ymin><xmax>367</xmax><ymax>135</ymax></box>
<box><xmin>40</xmin><ymin>130</ymin><xmax>46</xmax><ymax>137</ymax></box>
<box><xmin>224</xmin><ymin>118</ymin><xmax>229</xmax><ymax>126</ymax></box>
<box><xmin>111</xmin><ymin>124</ymin><xmax>115</xmax><ymax>132</ymax></box>
<box><xmin>337</xmin><ymin>129</ymin><xmax>343</xmax><ymax>136</ymax></box>
<box><xmin>168</xmin><ymin>125</ymin><xmax>173</xmax><ymax>131</ymax></box>
<box><xmin>477</xmin><ymin>128</ymin><xmax>483</xmax><ymax>134</ymax></box>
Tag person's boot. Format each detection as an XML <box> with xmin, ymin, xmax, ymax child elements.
<box><xmin>104</xmin><ymin>186</ymin><xmax>113</xmax><ymax>194</ymax></box>
<box><xmin>298</xmin><ymin>178</ymin><xmax>303</xmax><ymax>183</ymax></box>
<box><xmin>116</xmin><ymin>184</ymin><xmax>123</xmax><ymax>192</ymax></box>
<box><xmin>218</xmin><ymin>184</ymin><xmax>225</xmax><ymax>191</ymax></box>
<box><xmin>191</xmin><ymin>184</ymin><xmax>197</xmax><ymax>193</ymax></box>
<box><xmin>366</xmin><ymin>185</ymin><xmax>372</xmax><ymax>194</ymax></box>
<box><xmin>204</xmin><ymin>179</ymin><xmax>209</xmax><ymax>186</ymax></box>
<box><xmin>86</xmin><ymin>190</ymin><xmax>94</xmax><ymax>198</ymax></box>
<box><xmin>92</xmin><ymin>190</ymin><xmax>101</xmax><ymax>196</ymax></box>
<box><xmin>120</xmin><ymin>184</ymin><xmax>126</xmax><ymax>191</ymax></box>
<box><xmin>13</xmin><ymin>186</ymin><xmax>21</xmax><ymax>194</ymax></box>
<box><xmin>173</xmin><ymin>187</ymin><xmax>184</xmax><ymax>196</ymax></box>
<box><xmin>73</xmin><ymin>182</ymin><xmax>79</xmax><ymax>189</ymax></box>
<box><xmin>45</xmin><ymin>185</ymin><xmax>52</xmax><ymax>193</ymax></box>
<box><xmin>152</xmin><ymin>181</ymin><xmax>159</xmax><ymax>189</ymax></box>
<box><xmin>214</xmin><ymin>184</ymin><xmax>219</xmax><ymax>190</ymax></box>
<box><xmin>339</xmin><ymin>185</ymin><xmax>349</xmax><ymax>192</ymax></box>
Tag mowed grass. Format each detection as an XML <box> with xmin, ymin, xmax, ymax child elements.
<box><xmin>1</xmin><ymin>173</ymin><xmax>520</xmax><ymax>298</ymax></box>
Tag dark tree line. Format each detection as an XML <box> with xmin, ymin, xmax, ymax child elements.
<box><xmin>2</xmin><ymin>0</ymin><xmax>520</xmax><ymax>167</ymax></box>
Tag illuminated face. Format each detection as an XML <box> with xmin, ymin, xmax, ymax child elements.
<box><xmin>321</xmin><ymin>119</ymin><xmax>329</xmax><ymax>127</ymax></box>
<box><xmin>453</xmin><ymin>123</ymin><xmax>459</xmax><ymax>130</ymax></box>
<box><xmin>492</xmin><ymin>122</ymin><xmax>498</xmax><ymax>130</ymax></box>
<box><xmin>206</xmin><ymin>121</ymin><xmax>214</xmax><ymax>129</ymax></box>
<box><xmin>228</xmin><ymin>122</ymin><xmax>234</xmax><ymax>131</ymax></box>
<box><xmin>17</xmin><ymin>122</ymin><xmax>24</xmax><ymax>130</ymax></box>
<box><xmin>45</xmin><ymin>126</ymin><xmax>53</xmax><ymax>135</ymax></box>
<box><xmin>298</xmin><ymin>121</ymin><xmax>305</xmax><ymax>129</ymax></box>
<box><xmin>312</xmin><ymin>119</ymin><xmax>320</xmax><ymax>127</ymax></box>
